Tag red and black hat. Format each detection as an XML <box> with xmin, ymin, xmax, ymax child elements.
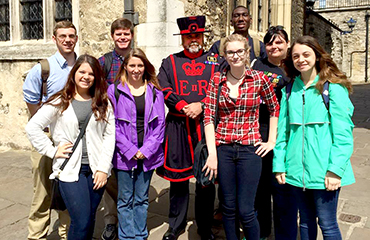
<box><xmin>173</xmin><ymin>16</ymin><xmax>210</xmax><ymax>36</ymax></box>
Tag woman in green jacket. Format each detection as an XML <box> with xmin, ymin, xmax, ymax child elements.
<box><xmin>273</xmin><ymin>35</ymin><xmax>355</xmax><ymax>240</ymax></box>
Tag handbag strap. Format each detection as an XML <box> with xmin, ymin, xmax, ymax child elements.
<box><xmin>214</xmin><ymin>72</ymin><xmax>224</xmax><ymax>128</ymax></box>
<box><xmin>59</xmin><ymin>110</ymin><xmax>93</xmax><ymax>171</ymax></box>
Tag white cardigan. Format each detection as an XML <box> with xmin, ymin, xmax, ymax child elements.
<box><xmin>26</xmin><ymin>99</ymin><xmax>115</xmax><ymax>182</ymax></box>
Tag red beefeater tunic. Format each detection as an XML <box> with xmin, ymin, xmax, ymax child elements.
<box><xmin>156</xmin><ymin>50</ymin><xmax>223</xmax><ymax>182</ymax></box>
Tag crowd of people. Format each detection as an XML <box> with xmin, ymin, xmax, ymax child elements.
<box><xmin>23</xmin><ymin>4</ymin><xmax>355</xmax><ymax>240</ymax></box>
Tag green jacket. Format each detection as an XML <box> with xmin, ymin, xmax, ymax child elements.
<box><xmin>273</xmin><ymin>75</ymin><xmax>355</xmax><ymax>189</ymax></box>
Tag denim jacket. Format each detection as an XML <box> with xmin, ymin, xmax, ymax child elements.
<box><xmin>107</xmin><ymin>82</ymin><xmax>165</xmax><ymax>172</ymax></box>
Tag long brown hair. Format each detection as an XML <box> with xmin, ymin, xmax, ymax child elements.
<box><xmin>115</xmin><ymin>48</ymin><xmax>161</xmax><ymax>90</ymax></box>
<box><xmin>47</xmin><ymin>54</ymin><xmax>109</xmax><ymax>121</ymax></box>
<box><xmin>283</xmin><ymin>35</ymin><xmax>352</xmax><ymax>93</ymax></box>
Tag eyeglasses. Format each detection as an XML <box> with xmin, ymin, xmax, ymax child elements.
<box><xmin>56</xmin><ymin>34</ymin><xmax>77</xmax><ymax>42</ymax></box>
<box><xmin>225</xmin><ymin>49</ymin><xmax>246</xmax><ymax>57</ymax></box>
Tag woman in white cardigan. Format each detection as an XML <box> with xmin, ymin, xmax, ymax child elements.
<box><xmin>26</xmin><ymin>54</ymin><xmax>115</xmax><ymax>240</ymax></box>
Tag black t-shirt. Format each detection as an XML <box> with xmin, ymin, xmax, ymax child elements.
<box><xmin>134</xmin><ymin>93</ymin><xmax>145</xmax><ymax>148</ymax></box>
<box><xmin>252</xmin><ymin>57</ymin><xmax>290</xmax><ymax>136</ymax></box>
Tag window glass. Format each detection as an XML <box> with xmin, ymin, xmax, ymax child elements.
<box><xmin>0</xmin><ymin>0</ymin><xmax>10</xmax><ymax>41</ymax></box>
<box><xmin>20</xmin><ymin>0</ymin><xmax>43</xmax><ymax>40</ymax></box>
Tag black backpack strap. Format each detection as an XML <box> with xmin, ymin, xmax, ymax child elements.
<box><xmin>59</xmin><ymin>111</ymin><xmax>93</xmax><ymax>171</ymax></box>
<box><xmin>39</xmin><ymin>59</ymin><xmax>50</xmax><ymax>102</ymax></box>
<box><xmin>285</xmin><ymin>80</ymin><xmax>293</xmax><ymax>101</ymax></box>
<box><xmin>114</xmin><ymin>80</ymin><xmax>120</xmax><ymax>104</ymax></box>
<box><xmin>322</xmin><ymin>81</ymin><xmax>330</xmax><ymax>110</ymax></box>
<box><xmin>103</xmin><ymin>52</ymin><xmax>113</xmax><ymax>79</ymax></box>
<box><xmin>152</xmin><ymin>85</ymin><xmax>157</xmax><ymax>103</ymax></box>
<box><xmin>285</xmin><ymin>80</ymin><xmax>294</xmax><ymax>117</ymax></box>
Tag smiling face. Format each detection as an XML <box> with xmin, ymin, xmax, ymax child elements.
<box><xmin>182</xmin><ymin>33</ymin><xmax>204</xmax><ymax>53</ymax></box>
<box><xmin>112</xmin><ymin>28</ymin><xmax>133</xmax><ymax>51</ymax></box>
<box><xmin>291</xmin><ymin>43</ymin><xmax>317</xmax><ymax>74</ymax></box>
<box><xmin>231</xmin><ymin>7</ymin><xmax>252</xmax><ymax>33</ymax></box>
<box><xmin>125</xmin><ymin>56</ymin><xmax>145</xmax><ymax>83</ymax></box>
<box><xmin>225</xmin><ymin>40</ymin><xmax>248</xmax><ymax>68</ymax></box>
<box><xmin>266</xmin><ymin>34</ymin><xmax>289</xmax><ymax>63</ymax></box>
<box><xmin>75</xmin><ymin>62</ymin><xmax>95</xmax><ymax>94</ymax></box>
<box><xmin>52</xmin><ymin>27</ymin><xmax>78</xmax><ymax>55</ymax></box>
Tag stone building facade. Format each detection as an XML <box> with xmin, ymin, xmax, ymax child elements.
<box><xmin>0</xmin><ymin>0</ymin><xmax>300</xmax><ymax>150</ymax></box>
<box><xmin>312</xmin><ymin>1</ymin><xmax>370</xmax><ymax>82</ymax></box>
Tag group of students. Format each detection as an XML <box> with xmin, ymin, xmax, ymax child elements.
<box><xmin>24</xmin><ymin>11</ymin><xmax>354</xmax><ymax>240</ymax></box>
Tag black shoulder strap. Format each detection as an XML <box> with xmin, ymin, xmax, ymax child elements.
<box><xmin>103</xmin><ymin>52</ymin><xmax>113</xmax><ymax>79</ymax></box>
<box><xmin>152</xmin><ymin>85</ymin><xmax>157</xmax><ymax>103</ymax></box>
<box><xmin>114</xmin><ymin>80</ymin><xmax>120</xmax><ymax>104</ymax></box>
<box><xmin>39</xmin><ymin>59</ymin><xmax>50</xmax><ymax>102</ymax></box>
<box><xmin>322</xmin><ymin>81</ymin><xmax>330</xmax><ymax>110</ymax></box>
<box><xmin>214</xmin><ymin>74</ymin><xmax>224</xmax><ymax>128</ymax></box>
<box><xmin>285</xmin><ymin>80</ymin><xmax>294</xmax><ymax>101</ymax></box>
<box><xmin>285</xmin><ymin>80</ymin><xmax>294</xmax><ymax>117</ymax></box>
<box><xmin>59</xmin><ymin>111</ymin><xmax>93</xmax><ymax>171</ymax></box>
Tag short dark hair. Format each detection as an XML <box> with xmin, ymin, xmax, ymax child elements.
<box><xmin>263</xmin><ymin>25</ymin><xmax>289</xmax><ymax>45</ymax></box>
<box><xmin>53</xmin><ymin>21</ymin><xmax>76</xmax><ymax>36</ymax></box>
<box><xmin>232</xmin><ymin>5</ymin><xmax>249</xmax><ymax>16</ymax></box>
<box><xmin>111</xmin><ymin>18</ymin><xmax>134</xmax><ymax>35</ymax></box>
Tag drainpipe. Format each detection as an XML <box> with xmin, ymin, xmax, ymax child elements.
<box><xmin>123</xmin><ymin>0</ymin><xmax>139</xmax><ymax>48</ymax></box>
<box><xmin>365</xmin><ymin>12</ymin><xmax>369</xmax><ymax>82</ymax></box>
<box><xmin>123</xmin><ymin>0</ymin><xmax>139</xmax><ymax>26</ymax></box>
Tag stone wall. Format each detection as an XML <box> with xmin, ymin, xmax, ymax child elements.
<box><xmin>0</xmin><ymin>60</ymin><xmax>35</xmax><ymax>149</ymax></box>
<box><xmin>305</xmin><ymin>12</ymin><xmax>336</xmax><ymax>54</ymax></box>
<box><xmin>78</xmin><ymin>0</ymin><xmax>125</xmax><ymax>58</ymax></box>
<box><xmin>291</xmin><ymin>0</ymin><xmax>305</xmax><ymax>42</ymax></box>
<box><xmin>318</xmin><ymin>9</ymin><xmax>369</xmax><ymax>82</ymax></box>
<box><xmin>181</xmin><ymin>0</ymin><xmax>228</xmax><ymax>50</ymax></box>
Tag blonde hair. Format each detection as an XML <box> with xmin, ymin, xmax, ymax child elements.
<box><xmin>222</xmin><ymin>34</ymin><xmax>251</xmax><ymax>67</ymax></box>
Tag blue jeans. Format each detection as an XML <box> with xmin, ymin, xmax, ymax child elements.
<box><xmin>292</xmin><ymin>186</ymin><xmax>342</xmax><ymax>240</ymax></box>
<box><xmin>59</xmin><ymin>164</ymin><xmax>105</xmax><ymax>240</ymax></box>
<box><xmin>217</xmin><ymin>144</ymin><xmax>261</xmax><ymax>240</ymax></box>
<box><xmin>115</xmin><ymin>162</ymin><xmax>154</xmax><ymax>240</ymax></box>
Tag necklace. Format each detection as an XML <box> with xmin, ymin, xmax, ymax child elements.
<box><xmin>229</xmin><ymin>71</ymin><xmax>245</xmax><ymax>81</ymax></box>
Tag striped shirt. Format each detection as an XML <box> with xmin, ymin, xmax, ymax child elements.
<box><xmin>203</xmin><ymin>68</ymin><xmax>279</xmax><ymax>146</ymax></box>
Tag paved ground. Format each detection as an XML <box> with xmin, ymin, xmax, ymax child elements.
<box><xmin>0</xmin><ymin>83</ymin><xmax>369</xmax><ymax>240</ymax></box>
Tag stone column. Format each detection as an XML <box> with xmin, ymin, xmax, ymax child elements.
<box><xmin>136</xmin><ymin>0</ymin><xmax>185</xmax><ymax>70</ymax></box>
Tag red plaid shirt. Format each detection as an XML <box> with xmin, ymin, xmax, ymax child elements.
<box><xmin>203</xmin><ymin>69</ymin><xmax>280</xmax><ymax>146</ymax></box>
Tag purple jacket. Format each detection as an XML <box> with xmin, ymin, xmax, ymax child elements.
<box><xmin>107</xmin><ymin>82</ymin><xmax>165</xmax><ymax>172</ymax></box>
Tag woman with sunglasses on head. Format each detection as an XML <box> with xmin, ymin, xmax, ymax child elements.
<box><xmin>251</xmin><ymin>26</ymin><xmax>298</xmax><ymax>240</ymax></box>
<box><xmin>274</xmin><ymin>35</ymin><xmax>355</xmax><ymax>240</ymax></box>
<box><xmin>26</xmin><ymin>54</ymin><xmax>115</xmax><ymax>240</ymax></box>
<box><xmin>107</xmin><ymin>48</ymin><xmax>165</xmax><ymax>240</ymax></box>
<box><xmin>203</xmin><ymin>34</ymin><xmax>279</xmax><ymax>240</ymax></box>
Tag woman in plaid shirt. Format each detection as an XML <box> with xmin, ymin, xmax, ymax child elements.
<box><xmin>203</xmin><ymin>34</ymin><xmax>279</xmax><ymax>240</ymax></box>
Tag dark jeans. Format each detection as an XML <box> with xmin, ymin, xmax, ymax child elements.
<box><xmin>272</xmin><ymin>180</ymin><xmax>298</xmax><ymax>240</ymax></box>
<box><xmin>217</xmin><ymin>144</ymin><xmax>262</xmax><ymax>240</ymax></box>
<box><xmin>292</xmin><ymin>186</ymin><xmax>342</xmax><ymax>240</ymax></box>
<box><xmin>254</xmin><ymin>150</ymin><xmax>273</xmax><ymax>238</ymax></box>
<box><xmin>59</xmin><ymin>164</ymin><xmax>105</xmax><ymax>240</ymax></box>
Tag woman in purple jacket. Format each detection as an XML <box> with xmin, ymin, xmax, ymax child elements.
<box><xmin>107</xmin><ymin>48</ymin><xmax>165</xmax><ymax>240</ymax></box>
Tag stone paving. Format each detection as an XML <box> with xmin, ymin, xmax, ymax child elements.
<box><xmin>0</xmin><ymin>83</ymin><xmax>369</xmax><ymax>240</ymax></box>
